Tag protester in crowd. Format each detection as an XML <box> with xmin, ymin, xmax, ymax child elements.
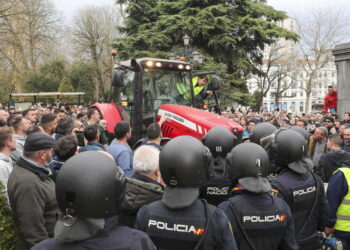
<box><xmin>22</xmin><ymin>108</ymin><xmax>37</xmax><ymax>125</ymax></box>
<box><xmin>296</xmin><ymin>119</ymin><xmax>307</xmax><ymax>130</ymax></box>
<box><xmin>8</xmin><ymin>115</ymin><xmax>31</xmax><ymax>163</ymax></box>
<box><xmin>119</xmin><ymin>145</ymin><xmax>163</xmax><ymax>227</ymax></box>
<box><xmin>316</xmin><ymin>134</ymin><xmax>350</xmax><ymax>183</ymax></box>
<box><xmin>49</xmin><ymin>135</ymin><xmax>78</xmax><ymax>181</ymax></box>
<box><xmin>84</xmin><ymin>108</ymin><xmax>108</xmax><ymax>147</ymax></box>
<box><xmin>324</xmin><ymin>116</ymin><xmax>337</xmax><ymax>135</ymax></box>
<box><xmin>53</xmin><ymin>109</ymin><xmax>66</xmax><ymax>122</ymax></box>
<box><xmin>27</xmin><ymin>124</ymin><xmax>44</xmax><ymax>135</ymax></box>
<box><xmin>39</xmin><ymin>113</ymin><xmax>57</xmax><ymax>136</ymax></box>
<box><xmin>0</xmin><ymin>127</ymin><xmax>16</xmax><ymax>202</ymax></box>
<box><xmin>79</xmin><ymin>124</ymin><xmax>105</xmax><ymax>152</ymax></box>
<box><xmin>307</xmin><ymin>126</ymin><xmax>328</xmax><ymax>168</ymax></box>
<box><xmin>343</xmin><ymin>112</ymin><xmax>350</xmax><ymax>123</ymax></box>
<box><xmin>99</xmin><ymin>119</ymin><xmax>116</xmax><ymax>145</ymax></box>
<box><xmin>7</xmin><ymin>133</ymin><xmax>58</xmax><ymax>249</ymax></box>
<box><xmin>107</xmin><ymin>121</ymin><xmax>133</xmax><ymax>177</ymax></box>
<box><xmin>0</xmin><ymin>109</ymin><xmax>9</xmax><ymax>126</ymax></box>
<box><xmin>324</xmin><ymin>86</ymin><xmax>337</xmax><ymax>114</ymax></box>
<box><xmin>342</xmin><ymin>127</ymin><xmax>350</xmax><ymax>153</ymax></box>
<box><xmin>242</xmin><ymin>118</ymin><xmax>257</xmax><ymax>139</ymax></box>
<box><xmin>54</xmin><ymin>116</ymin><xmax>76</xmax><ymax>140</ymax></box>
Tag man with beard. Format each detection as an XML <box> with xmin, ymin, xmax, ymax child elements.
<box><xmin>342</xmin><ymin>127</ymin><xmax>350</xmax><ymax>153</ymax></box>
<box><xmin>7</xmin><ymin>133</ymin><xmax>58</xmax><ymax>249</ymax></box>
<box><xmin>40</xmin><ymin>113</ymin><xmax>57</xmax><ymax>136</ymax></box>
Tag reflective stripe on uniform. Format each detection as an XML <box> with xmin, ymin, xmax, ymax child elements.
<box><xmin>334</xmin><ymin>167</ymin><xmax>350</xmax><ymax>231</ymax></box>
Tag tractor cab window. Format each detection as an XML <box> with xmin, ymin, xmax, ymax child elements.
<box><xmin>142</xmin><ymin>69</ymin><xmax>192</xmax><ymax>112</ymax></box>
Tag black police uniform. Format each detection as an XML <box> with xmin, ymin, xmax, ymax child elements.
<box><xmin>219</xmin><ymin>190</ymin><xmax>298</xmax><ymax>250</ymax></box>
<box><xmin>32</xmin><ymin>217</ymin><xmax>154</xmax><ymax>250</ymax></box>
<box><xmin>272</xmin><ymin>168</ymin><xmax>328</xmax><ymax>249</ymax></box>
<box><xmin>135</xmin><ymin>199</ymin><xmax>237</xmax><ymax>250</ymax></box>
<box><xmin>199</xmin><ymin>156</ymin><xmax>233</xmax><ymax>206</ymax></box>
<box><xmin>200</xmin><ymin>126</ymin><xmax>237</xmax><ymax>206</ymax></box>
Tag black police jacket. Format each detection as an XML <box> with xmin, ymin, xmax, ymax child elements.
<box><xmin>218</xmin><ymin>191</ymin><xmax>298</xmax><ymax>250</ymax></box>
<box><xmin>199</xmin><ymin>157</ymin><xmax>233</xmax><ymax>206</ymax></box>
<box><xmin>272</xmin><ymin>168</ymin><xmax>328</xmax><ymax>248</ymax></box>
<box><xmin>31</xmin><ymin>216</ymin><xmax>155</xmax><ymax>250</ymax></box>
<box><xmin>135</xmin><ymin>199</ymin><xmax>237</xmax><ymax>250</ymax></box>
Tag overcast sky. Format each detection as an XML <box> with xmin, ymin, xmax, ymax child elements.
<box><xmin>53</xmin><ymin>0</ymin><xmax>350</xmax><ymax>20</ymax></box>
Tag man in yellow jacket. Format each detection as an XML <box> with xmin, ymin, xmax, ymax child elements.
<box><xmin>176</xmin><ymin>75</ymin><xmax>212</xmax><ymax>101</ymax></box>
<box><xmin>325</xmin><ymin>166</ymin><xmax>350</xmax><ymax>248</ymax></box>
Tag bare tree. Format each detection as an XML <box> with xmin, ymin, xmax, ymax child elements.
<box><xmin>252</xmin><ymin>43</ymin><xmax>298</xmax><ymax>110</ymax></box>
<box><xmin>0</xmin><ymin>0</ymin><xmax>60</xmax><ymax>91</ymax></box>
<box><xmin>69</xmin><ymin>5</ymin><xmax>124</xmax><ymax>99</ymax></box>
<box><xmin>296</xmin><ymin>7</ymin><xmax>350</xmax><ymax>113</ymax></box>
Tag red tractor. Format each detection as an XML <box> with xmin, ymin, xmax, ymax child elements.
<box><xmin>91</xmin><ymin>57</ymin><xmax>243</xmax><ymax>145</ymax></box>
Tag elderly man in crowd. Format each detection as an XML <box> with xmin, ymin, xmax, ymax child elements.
<box><xmin>307</xmin><ymin>126</ymin><xmax>328</xmax><ymax>168</ymax></box>
<box><xmin>7</xmin><ymin>133</ymin><xmax>58</xmax><ymax>249</ymax></box>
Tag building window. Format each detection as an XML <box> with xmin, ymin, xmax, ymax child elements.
<box><xmin>300</xmin><ymin>102</ymin><xmax>304</xmax><ymax>112</ymax></box>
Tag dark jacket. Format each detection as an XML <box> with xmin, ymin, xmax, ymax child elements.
<box><xmin>7</xmin><ymin>157</ymin><xmax>59</xmax><ymax>249</ymax></box>
<box><xmin>79</xmin><ymin>142</ymin><xmax>105</xmax><ymax>153</ymax></box>
<box><xmin>119</xmin><ymin>173</ymin><xmax>163</xmax><ymax>227</ymax></box>
<box><xmin>316</xmin><ymin>149</ymin><xmax>350</xmax><ymax>182</ymax></box>
<box><xmin>48</xmin><ymin>155</ymin><xmax>65</xmax><ymax>181</ymax></box>
<box><xmin>31</xmin><ymin>216</ymin><xmax>155</xmax><ymax>250</ymax></box>
<box><xmin>83</xmin><ymin>121</ymin><xmax>108</xmax><ymax>146</ymax></box>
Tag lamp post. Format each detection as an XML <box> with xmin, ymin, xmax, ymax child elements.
<box><xmin>183</xmin><ymin>34</ymin><xmax>190</xmax><ymax>59</ymax></box>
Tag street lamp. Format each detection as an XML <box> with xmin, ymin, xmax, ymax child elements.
<box><xmin>183</xmin><ymin>34</ymin><xmax>190</xmax><ymax>59</ymax></box>
<box><xmin>192</xmin><ymin>51</ymin><xmax>204</xmax><ymax>64</ymax></box>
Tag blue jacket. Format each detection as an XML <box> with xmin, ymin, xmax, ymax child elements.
<box><xmin>327</xmin><ymin>170</ymin><xmax>350</xmax><ymax>240</ymax></box>
<box><xmin>79</xmin><ymin>142</ymin><xmax>105</xmax><ymax>153</ymax></box>
<box><xmin>107</xmin><ymin>141</ymin><xmax>133</xmax><ymax>177</ymax></box>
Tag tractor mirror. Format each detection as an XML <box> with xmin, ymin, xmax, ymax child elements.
<box><xmin>211</xmin><ymin>76</ymin><xmax>221</xmax><ymax>91</ymax></box>
<box><xmin>111</xmin><ymin>68</ymin><xmax>126</xmax><ymax>87</ymax></box>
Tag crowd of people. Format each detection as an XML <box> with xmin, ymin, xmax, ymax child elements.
<box><xmin>0</xmin><ymin>102</ymin><xmax>349</xmax><ymax>250</ymax></box>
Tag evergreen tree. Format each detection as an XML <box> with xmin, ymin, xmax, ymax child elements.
<box><xmin>114</xmin><ymin>0</ymin><xmax>299</xmax><ymax>105</ymax></box>
<box><xmin>58</xmin><ymin>76</ymin><xmax>74</xmax><ymax>92</ymax></box>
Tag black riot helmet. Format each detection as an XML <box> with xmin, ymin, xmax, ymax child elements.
<box><xmin>203</xmin><ymin>126</ymin><xmax>237</xmax><ymax>158</ymax></box>
<box><xmin>160</xmin><ymin>136</ymin><xmax>210</xmax><ymax>209</ymax></box>
<box><xmin>262</xmin><ymin>129</ymin><xmax>313</xmax><ymax>174</ymax></box>
<box><xmin>289</xmin><ymin>126</ymin><xmax>310</xmax><ymax>142</ymax></box>
<box><xmin>250</xmin><ymin>122</ymin><xmax>277</xmax><ymax>145</ymax></box>
<box><xmin>56</xmin><ymin>151</ymin><xmax>124</xmax><ymax>218</ymax></box>
<box><xmin>228</xmin><ymin>142</ymin><xmax>271</xmax><ymax>193</ymax></box>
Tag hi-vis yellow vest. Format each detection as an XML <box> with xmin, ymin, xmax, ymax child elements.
<box><xmin>334</xmin><ymin>167</ymin><xmax>350</xmax><ymax>232</ymax></box>
<box><xmin>176</xmin><ymin>77</ymin><xmax>203</xmax><ymax>100</ymax></box>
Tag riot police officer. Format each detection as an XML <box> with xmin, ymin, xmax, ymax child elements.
<box><xmin>200</xmin><ymin>126</ymin><xmax>237</xmax><ymax>206</ymax></box>
<box><xmin>250</xmin><ymin>122</ymin><xmax>278</xmax><ymax>179</ymax></box>
<box><xmin>267</xmin><ymin>129</ymin><xmax>328</xmax><ymax>250</ymax></box>
<box><xmin>218</xmin><ymin>142</ymin><xmax>298</xmax><ymax>250</ymax></box>
<box><xmin>32</xmin><ymin>151</ymin><xmax>154</xmax><ymax>250</ymax></box>
<box><xmin>249</xmin><ymin>122</ymin><xmax>277</xmax><ymax>145</ymax></box>
<box><xmin>134</xmin><ymin>136</ymin><xmax>237</xmax><ymax>250</ymax></box>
